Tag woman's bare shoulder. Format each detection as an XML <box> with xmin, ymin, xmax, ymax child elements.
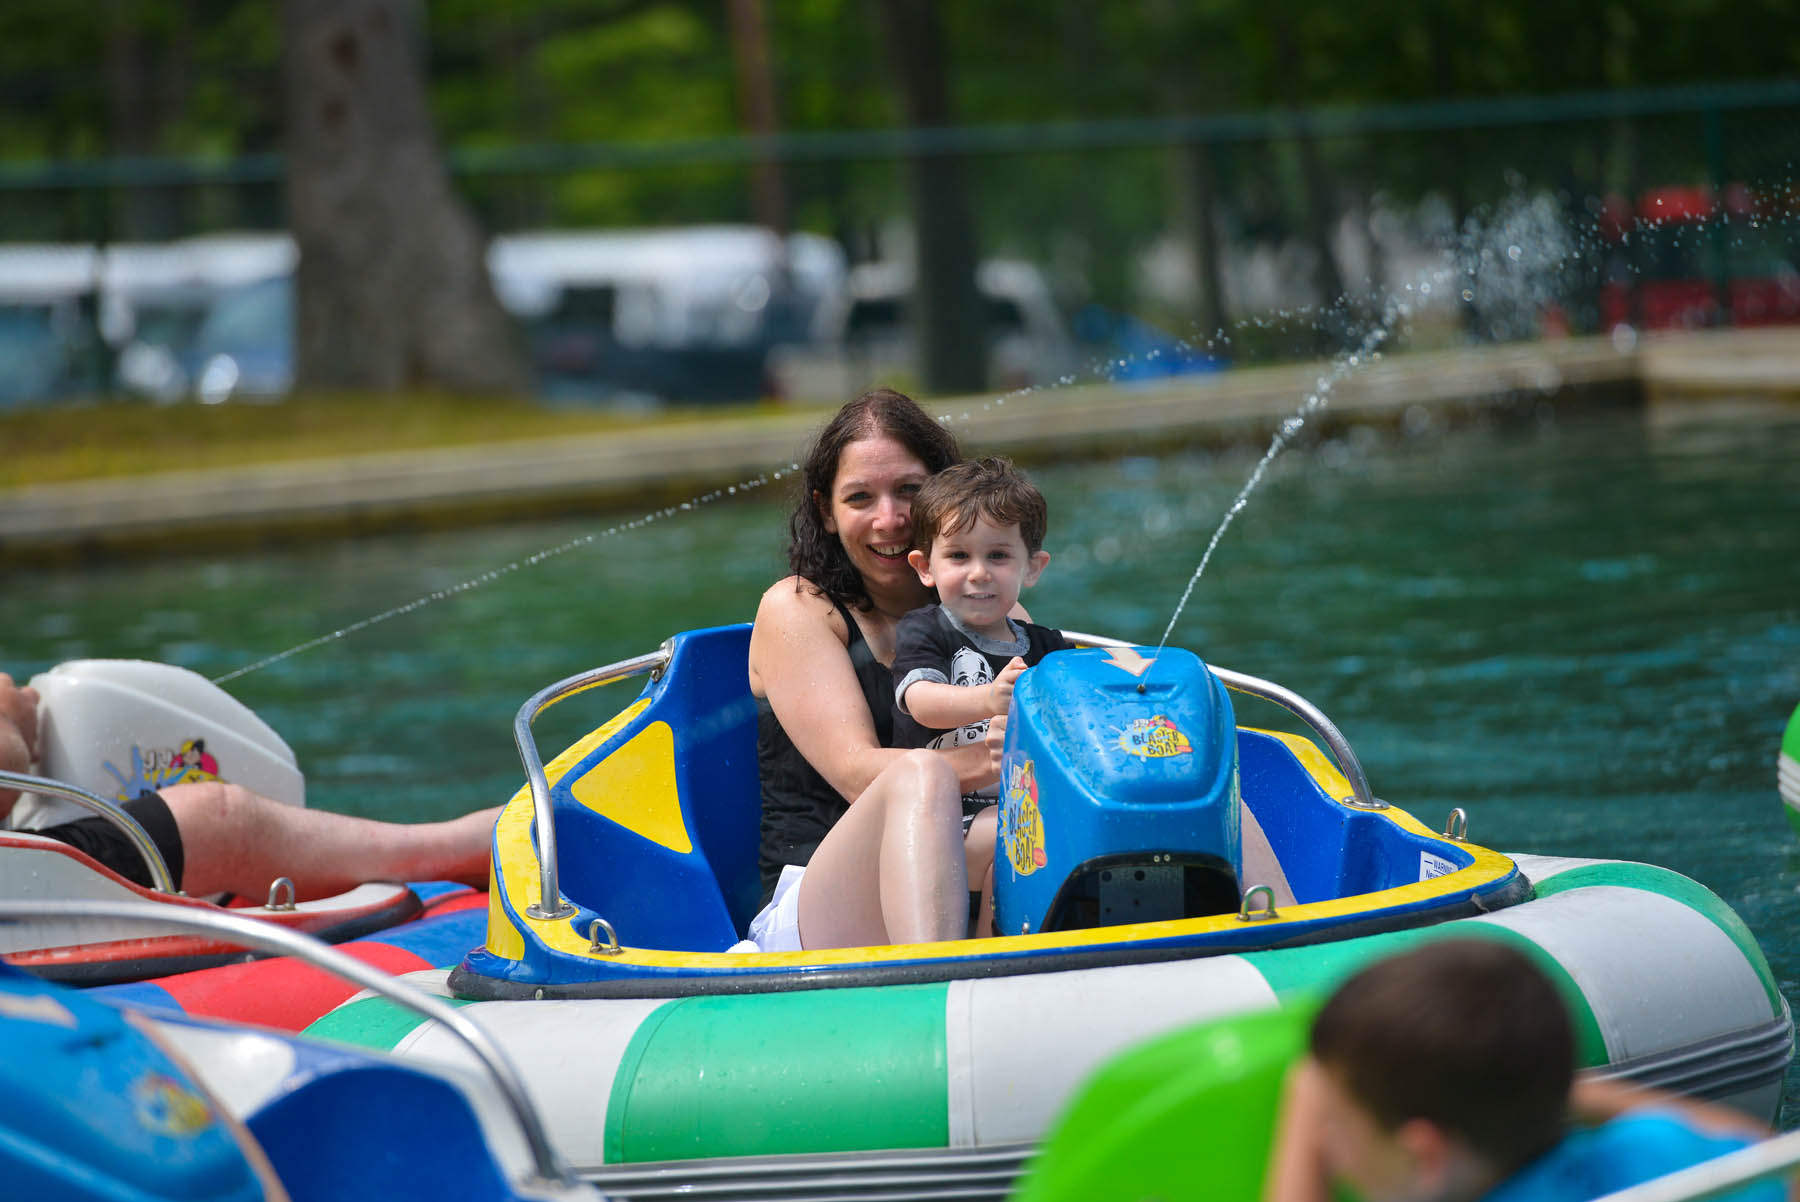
<box><xmin>756</xmin><ymin>575</ymin><xmax>848</xmax><ymax>637</ymax></box>
<box><xmin>750</xmin><ymin>578</ymin><xmax>852</xmax><ymax>699</ymax></box>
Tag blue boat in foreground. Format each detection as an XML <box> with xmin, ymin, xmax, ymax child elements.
<box><xmin>0</xmin><ymin>899</ymin><xmax>600</xmax><ymax>1202</ymax></box>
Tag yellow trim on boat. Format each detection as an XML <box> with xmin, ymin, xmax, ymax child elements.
<box><xmin>1251</xmin><ymin>726</ymin><xmax>1458</xmax><ymax>845</ymax></box>
<box><xmin>486</xmin><ymin>870</ymin><xmax>526</xmax><ymax>959</ymax></box>
<box><xmin>488</xmin><ymin>698</ymin><xmax>652</xmax><ymax>951</ymax></box>
<box><xmin>492</xmin><ymin>719</ymin><xmax>1516</xmax><ymax>971</ymax></box>
<box><xmin>1252</xmin><ymin>728</ymin><xmax>1352</xmax><ymax>799</ymax></box>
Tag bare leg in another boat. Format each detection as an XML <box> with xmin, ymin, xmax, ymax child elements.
<box><xmin>2</xmin><ymin>673</ymin><xmax>497</xmax><ymax>901</ymax></box>
<box><xmin>160</xmin><ymin>782</ymin><xmax>498</xmax><ymax>899</ymax></box>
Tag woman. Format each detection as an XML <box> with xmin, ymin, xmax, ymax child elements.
<box><xmin>748</xmin><ymin>389</ymin><xmax>1002</xmax><ymax>950</ymax></box>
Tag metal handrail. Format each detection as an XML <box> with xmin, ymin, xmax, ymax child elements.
<box><xmin>0</xmin><ymin>769</ymin><xmax>176</xmax><ymax>892</ymax></box>
<box><xmin>1585</xmin><ymin>1126</ymin><xmax>1800</xmax><ymax>1202</ymax></box>
<box><xmin>513</xmin><ymin>632</ymin><xmax>1377</xmax><ymax>918</ymax></box>
<box><xmin>1061</xmin><ymin>630</ymin><xmax>1379</xmax><ymax>810</ymax></box>
<box><xmin>515</xmin><ymin>647</ymin><xmax>671</xmax><ymax>921</ymax></box>
<box><xmin>0</xmin><ymin>899</ymin><xmax>575</xmax><ymax>1190</ymax></box>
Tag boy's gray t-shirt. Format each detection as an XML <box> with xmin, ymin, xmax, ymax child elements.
<box><xmin>890</xmin><ymin>603</ymin><xmax>1067</xmax><ymax>798</ymax></box>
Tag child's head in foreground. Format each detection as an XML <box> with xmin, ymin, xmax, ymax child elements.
<box><xmin>1308</xmin><ymin>938</ymin><xmax>1574</xmax><ymax>1202</ymax></box>
<box><xmin>907</xmin><ymin>457</ymin><xmax>1050</xmax><ymax>637</ymax></box>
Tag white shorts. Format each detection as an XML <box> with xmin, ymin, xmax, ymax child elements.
<box><xmin>729</xmin><ymin>864</ymin><xmax>806</xmax><ymax>953</ymax></box>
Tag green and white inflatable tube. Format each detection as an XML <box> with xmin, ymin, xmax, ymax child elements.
<box><xmin>304</xmin><ymin>855</ymin><xmax>1790</xmax><ymax>1198</ymax></box>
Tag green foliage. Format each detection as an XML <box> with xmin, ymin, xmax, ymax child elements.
<box><xmin>0</xmin><ymin>0</ymin><xmax>1792</xmax><ymax>336</ymax></box>
<box><xmin>5</xmin><ymin>1</ymin><xmax>1788</xmax><ymax>173</ymax></box>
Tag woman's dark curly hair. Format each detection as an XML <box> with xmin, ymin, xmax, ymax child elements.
<box><xmin>787</xmin><ymin>388</ymin><xmax>961</xmax><ymax>611</ymax></box>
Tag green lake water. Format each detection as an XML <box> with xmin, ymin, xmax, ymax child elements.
<box><xmin>5</xmin><ymin>400</ymin><xmax>1799</xmax><ymax>1117</ymax></box>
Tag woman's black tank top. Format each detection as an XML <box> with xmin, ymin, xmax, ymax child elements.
<box><xmin>756</xmin><ymin>593</ymin><xmax>894</xmax><ymax>903</ymax></box>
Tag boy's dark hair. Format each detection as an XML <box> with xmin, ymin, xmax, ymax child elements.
<box><xmin>787</xmin><ymin>388</ymin><xmax>961</xmax><ymax>611</ymax></box>
<box><xmin>911</xmin><ymin>457</ymin><xmax>1049</xmax><ymax>555</ymax></box>
<box><xmin>1311</xmin><ymin>938</ymin><xmax>1573</xmax><ymax>1175</ymax></box>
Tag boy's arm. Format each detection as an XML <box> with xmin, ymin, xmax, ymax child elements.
<box><xmin>1569</xmin><ymin>1075</ymin><xmax>1771</xmax><ymax>1143</ymax></box>
<box><xmin>903</xmin><ymin>658</ymin><xmax>1028</xmax><ymax>729</ymax></box>
<box><xmin>1570</xmin><ymin>1075</ymin><xmax>1791</xmax><ymax>1202</ymax></box>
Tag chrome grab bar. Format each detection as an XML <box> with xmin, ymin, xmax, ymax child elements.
<box><xmin>514</xmin><ymin>647</ymin><xmax>671</xmax><ymax>922</ymax></box>
<box><xmin>0</xmin><ymin>899</ymin><xmax>576</xmax><ymax>1190</ymax></box>
<box><xmin>1583</xmin><ymin>1126</ymin><xmax>1800</xmax><ymax>1202</ymax></box>
<box><xmin>514</xmin><ymin>631</ymin><xmax>1377</xmax><ymax>919</ymax></box>
<box><xmin>0</xmin><ymin>769</ymin><xmax>177</xmax><ymax>892</ymax></box>
<box><xmin>1060</xmin><ymin>630</ymin><xmax>1379</xmax><ymax>810</ymax></box>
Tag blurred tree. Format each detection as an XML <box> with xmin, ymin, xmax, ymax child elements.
<box><xmin>726</xmin><ymin>0</ymin><xmax>789</xmax><ymax>235</ymax></box>
<box><xmin>871</xmin><ymin>0</ymin><xmax>985</xmax><ymax>394</ymax></box>
<box><xmin>282</xmin><ymin>0</ymin><xmax>525</xmax><ymax>394</ymax></box>
<box><xmin>0</xmin><ymin>0</ymin><xmax>1796</xmax><ymax>362</ymax></box>
<box><xmin>104</xmin><ymin>0</ymin><xmax>190</xmax><ymax>238</ymax></box>
<box><xmin>1267</xmin><ymin>5</ymin><xmax>1347</xmax><ymax>332</ymax></box>
<box><xmin>427</xmin><ymin>1</ymin><xmax>742</xmax><ymax>229</ymax></box>
<box><xmin>1143</xmin><ymin>0</ymin><xmax>1232</xmax><ymax>341</ymax></box>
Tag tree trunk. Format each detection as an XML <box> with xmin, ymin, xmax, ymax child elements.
<box><xmin>726</xmin><ymin>0</ymin><xmax>790</xmax><ymax>237</ymax></box>
<box><xmin>282</xmin><ymin>0</ymin><xmax>526</xmax><ymax>395</ymax></box>
<box><xmin>1182</xmin><ymin>143</ymin><xmax>1228</xmax><ymax>342</ymax></box>
<box><xmin>872</xmin><ymin>0</ymin><xmax>986</xmax><ymax>396</ymax></box>
<box><xmin>105</xmin><ymin>0</ymin><xmax>186</xmax><ymax>240</ymax></box>
<box><xmin>1270</xmin><ymin>11</ymin><xmax>1346</xmax><ymax>342</ymax></box>
<box><xmin>1145</xmin><ymin>0</ymin><xmax>1228</xmax><ymax>341</ymax></box>
<box><xmin>1424</xmin><ymin>12</ymin><xmax>1479</xmax><ymax>337</ymax></box>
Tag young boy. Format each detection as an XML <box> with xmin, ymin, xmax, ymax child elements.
<box><xmin>1265</xmin><ymin>938</ymin><xmax>1782</xmax><ymax>1202</ymax></box>
<box><xmin>892</xmin><ymin>457</ymin><xmax>1068</xmax><ymax>825</ymax></box>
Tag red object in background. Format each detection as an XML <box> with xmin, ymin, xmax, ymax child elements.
<box><xmin>1598</xmin><ymin>184</ymin><xmax>1800</xmax><ymax>332</ymax></box>
<box><xmin>92</xmin><ymin>885</ymin><xmax>491</xmax><ymax>1032</ymax></box>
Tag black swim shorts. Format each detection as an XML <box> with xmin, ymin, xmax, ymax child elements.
<box><xmin>35</xmin><ymin>790</ymin><xmax>186</xmax><ymax>890</ymax></box>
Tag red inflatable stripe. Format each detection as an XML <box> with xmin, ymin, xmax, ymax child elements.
<box><xmin>156</xmin><ymin>941</ymin><xmax>433</xmax><ymax>1032</ymax></box>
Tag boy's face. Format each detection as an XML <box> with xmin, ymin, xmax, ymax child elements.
<box><xmin>1313</xmin><ymin>1063</ymin><xmax>1417</xmax><ymax>1201</ymax></box>
<box><xmin>907</xmin><ymin>514</ymin><xmax>1049</xmax><ymax>638</ymax></box>
<box><xmin>1309</xmin><ymin>1059</ymin><xmax>1462</xmax><ymax>1202</ymax></box>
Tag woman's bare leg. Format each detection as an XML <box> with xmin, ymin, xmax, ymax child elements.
<box><xmin>797</xmin><ymin>750</ymin><xmax>967</xmax><ymax>948</ymax></box>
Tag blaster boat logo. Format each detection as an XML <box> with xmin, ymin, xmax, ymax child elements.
<box><xmin>101</xmin><ymin>739</ymin><xmax>223</xmax><ymax>802</ymax></box>
<box><xmin>1117</xmin><ymin>715</ymin><xmax>1193</xmax><ymax>759</ymax></box>
<box><xmin>132</xmin><ymin>1071</ymin><xmax>215</xmax><ymax>1137</ymax></box>
<box><xmin>1001</xmin><ymin>759</ymin><xmax>1047</xmax><ymax>876</ymax></box>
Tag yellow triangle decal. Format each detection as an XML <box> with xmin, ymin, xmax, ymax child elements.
<box><xmin>568</xmin><ymin>721</ymin><xmax>692</xmax><ymax>855</ymax></box>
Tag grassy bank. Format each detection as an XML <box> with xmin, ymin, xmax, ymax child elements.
<box><xmin>0</xmin><ymin>393</ymin><xmax>786</xmax><ymax>489</ymax></box>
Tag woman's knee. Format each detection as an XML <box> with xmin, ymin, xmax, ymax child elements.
<box><xmin>888</xmin><ymin>750</ymin><xmax>961</xmax><ymax>819</ymax></box>
<box><xmin>895</xmin><ymin>748</ymin><xmax>958</xmax><ymax>794</ymax></box>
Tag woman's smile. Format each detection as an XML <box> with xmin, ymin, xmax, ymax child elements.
<box><xmin>823</xmin><ymin>434</ymin><xmax>933</xmax><ymax>603</ymax></box>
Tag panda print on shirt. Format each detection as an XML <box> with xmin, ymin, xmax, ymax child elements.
<box><xmin>927</xmin><ymin>645</ymin><xmax>999</xmax><ymax>752</ymax></box>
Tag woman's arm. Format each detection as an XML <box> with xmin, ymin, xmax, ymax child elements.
<box><xmin>751</xmin><ymin>581</ymin><xmax>998</xmax><ymax>801</ymax></box>
<box><xmin>750</xmin><ymin>581</ymin><xmax>898</xmax><ymax>804</ymax></box>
